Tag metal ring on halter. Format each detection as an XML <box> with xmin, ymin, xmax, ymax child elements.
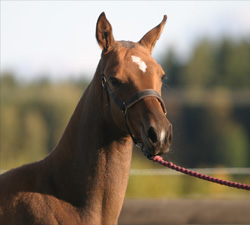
<box><xmin>101</xmin><ymin>75</ymin><xmax>107</xmax><ymax>88</ymax></box>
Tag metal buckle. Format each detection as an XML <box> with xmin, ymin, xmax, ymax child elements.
<box><xmin>122</xmin><ymin>102</ymin><xmax>128</xmax><ymax>116</ymax></box>
<box><xmin>101</xmin><ymin>73</ymin><xmax>107</xmax><ymax>88</ymax></box>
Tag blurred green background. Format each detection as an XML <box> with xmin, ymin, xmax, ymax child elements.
<box><xmin>1</xmin><ymin>37</ymin><xmax>250</xmax><ymax>198</ymax></box>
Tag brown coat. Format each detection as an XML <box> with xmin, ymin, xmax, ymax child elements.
<box><xmin>0</xmin><ymin>12</ymin><xmax>171</xmax><ymax>225</ymax></box>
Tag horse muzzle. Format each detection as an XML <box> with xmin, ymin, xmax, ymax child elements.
<box><xmin>141</xmin><ymin>118</ymin><xmax>173</xmax><ymax>158</ymax></box>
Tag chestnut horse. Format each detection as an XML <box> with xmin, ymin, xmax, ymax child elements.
<box><xmin>0</xmin><ymin>12</ymin><xmax>172</xmax><ymax>225</ymax></box>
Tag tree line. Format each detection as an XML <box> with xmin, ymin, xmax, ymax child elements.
<box><xmin>1</xmin><ymin>37</ymin><xmax>250</xmax><ymax>170</ymax></box>
<box><xmin>159</xmin><ymin>37</ymin><xmax>250</xmax><ymax>168</ymax></box>
<box><xmin>161</xmin><ymin>38</ymin><xmax>250</xmax><ymax>89</ymax></box>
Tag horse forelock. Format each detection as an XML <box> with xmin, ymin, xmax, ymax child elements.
<box><xmin>119</xmin><ymin>41</ymin><xmax>135</xmax><ymax>49</ymax></box>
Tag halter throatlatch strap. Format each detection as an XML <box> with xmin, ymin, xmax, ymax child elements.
<box><xmin>101</xmin><ymin>70</ymin><xmax>167</xmax><ymax>146</ymax></box>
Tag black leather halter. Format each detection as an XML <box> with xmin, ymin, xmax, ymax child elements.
<box><xmin>101</xmin><ymin>69</ymin><xmax>167</xmax><ymax>147</ymax></box>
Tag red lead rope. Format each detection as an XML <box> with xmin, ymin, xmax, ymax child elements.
<box><xmin>153</xmin><ymin>156</ymin><xmax>250</xmax><ymax>191</ymax></box>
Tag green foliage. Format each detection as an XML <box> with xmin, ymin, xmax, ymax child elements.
<box><xmin>0</xmin><ymin>37</ymin><xmax>250</xmax><ymax>198</ymax></box>
<box><xmin>183</xmin><ymin>40</ymin><xmax>216</xmax><ymax>88</ymax></box>
<box><xmin>161</xmin><ymin>38</ymin><xmax>250</xmax><ymax>89</ymax></box>
<box><xmin>224</xmin><ymin>40</ymin><xmax>250</xmax><ymax>88</ymax></box>
<box><xmin>159</xmin><ymin>38</ymin><xmax>250</xmax><ymax>170</ymax></box>
<box><xmin>0</xmin><ymin>74</ymin><xmax>88</xmax><ymax>169</ymax></box>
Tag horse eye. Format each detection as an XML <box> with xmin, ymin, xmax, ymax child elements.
<box><xmin>109</xmin><ymin>77</ymin><xmax>122</xmax><ymax>87</ymax></box>
<box><xmin>161</xmin><ymin>74</ymin><xmax>166</xmax><ymax>82</ymax></box>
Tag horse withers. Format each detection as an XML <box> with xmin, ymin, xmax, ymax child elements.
<box><xmin>0</xmin><ymin>12</ymin><xmax>172</xmax><ymax>225</ymax></box>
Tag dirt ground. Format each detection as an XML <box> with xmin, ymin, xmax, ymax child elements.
<box><xmin>119</xmin><ymin>199</ymin><xmax>250</xmax><ymax>225</ymax></box>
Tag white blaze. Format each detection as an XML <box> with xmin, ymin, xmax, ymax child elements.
<box><xmin>131</xmin><ymin>55</ymin><xmax>147</xmax><ymax>73</ymax></box>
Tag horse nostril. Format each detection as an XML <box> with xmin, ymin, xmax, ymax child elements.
<box><xmin>148</xmin><ymin>127</ymin><xmax>158</xmax><ymax>143</ymax></box>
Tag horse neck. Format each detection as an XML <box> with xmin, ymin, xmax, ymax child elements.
<box><xmin>45</xmin><ymin>65</ymin><xmax>133</xmax><ymax>221</ymax></box>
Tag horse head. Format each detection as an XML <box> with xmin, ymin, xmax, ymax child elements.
<box><xmin>96</xmin><ymin>12</ymin><xmax>173</xmax><ymax>158</ymax></box>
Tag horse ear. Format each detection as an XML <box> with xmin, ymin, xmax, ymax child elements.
<box><xmin>139</xmin><ymin>15</ymin><xmax>167</xmax><ymax>54</ymax></box>
<box><xmin>96</xmin><ymin>12</ymin><xmax>115</xmax><ymax>52</ymax></box>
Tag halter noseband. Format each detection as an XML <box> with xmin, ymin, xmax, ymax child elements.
<box><xmin>101</xmin><ymin>68</ymin><xmax>167</xmax><ymax>149</ymax></box>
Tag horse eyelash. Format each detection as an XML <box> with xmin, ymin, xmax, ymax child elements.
<box><xmin>161</xmin><ymin>74</ymin><xmax>167</xmax><ymax>82</ymax></box>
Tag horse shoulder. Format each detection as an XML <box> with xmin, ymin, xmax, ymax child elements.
<box><xmin>0</xmin><ymin>162</ymin><xmax>84</xmax><ymax>224</ymax></box>
<box><xmin>0</xmin><ymin>163</ymin><xmax>41</xmax><ymax>223</ymax></box>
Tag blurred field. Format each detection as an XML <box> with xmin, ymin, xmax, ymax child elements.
<box><xmin>125</xmin><ymin>151</ymin><xmax>250</xmax><ymax>200</ymax></box>
<box><xmin>1</xmin><ymin>37</ymin><xmax>250</xmax><ymax>200</ymax></box>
